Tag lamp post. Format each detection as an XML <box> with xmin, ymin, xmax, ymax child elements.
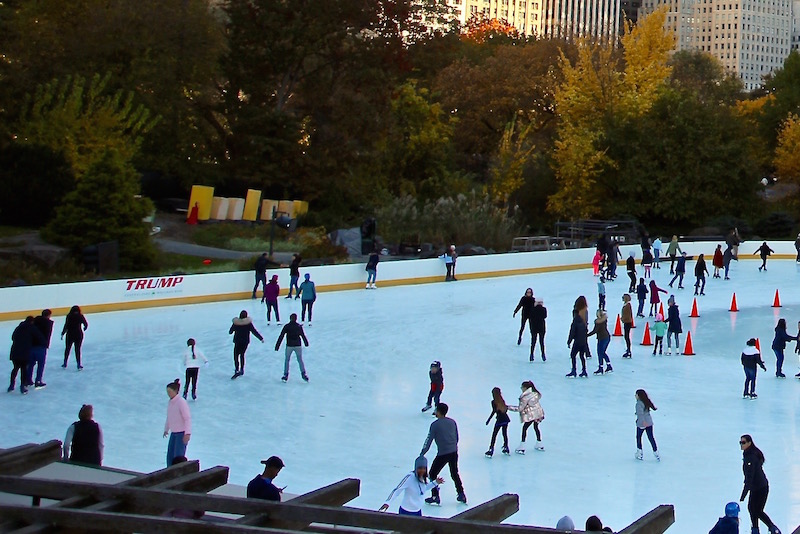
<box><xmin>269</xmin><ymin>206</ymin><xmax>292</xmax><ymax>258</ymax></box>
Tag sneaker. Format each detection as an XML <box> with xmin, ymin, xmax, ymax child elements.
<box><xmin>425</xmin><ymin>495</ymin><xmax>440</xmax><ymax>506</ymax></box>
<box><xmin>421</xmin><ymin>404</ymin><xmax>432</xmax><ymax>412</ymax></box>
<box><xmin>281</xmin><ymin>375</ymin><xmax>288</xmax><ymax>382</ymax></box>
<box><xmin>456</xmin><ymin>492</ymin><xmax>467</xmax><ymax>504</ymax></box>
<box><xmin>301</xmin><ymin>374</ymin><xmax>309</xmax><ymax>382</ymax></box>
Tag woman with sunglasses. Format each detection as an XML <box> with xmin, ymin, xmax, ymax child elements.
<box><xmin>739</xmin><ymin>434</ymin><xmax>781</xmax><ymax>534</ymax></box>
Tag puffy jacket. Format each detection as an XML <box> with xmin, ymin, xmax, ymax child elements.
<box><xmin>10</xmin><ymin>320</ymin><xmax>45</xmax><ymax>364</ymax></box>
<box><xmin>567</xmin><ymin>313</ymin><xmax>588</xmax><ymax>348</ymax></box>
<box><xmin>709</xmin><ymin>516</ymin><xmax>739</xmax><ymax>534</ymax></box>
<box><xmin>229</xmin><ymin>317</ymin><xmax>263</xmax><ymax>346</ymax></box>
<box><xmin>741</xmin><ymin>345</ymin><xmax>766</xmax><ymax>371</ymax></box>
<box><xmin>264</xmin><ymin>280</ymin><xmax>280</xmax><ymax>302</ymax></box>
<box><xmin>510</xmin><ymin>388</ymin><xmax>544</xmax><ymax>423</ymax></box>
<box><xmin>667</xmin><ymin>304</ymin><xmax>682</xmax><ymax>333</ymax></box>
<box><xmin>530</xmin><ymin>305</ymin><xmax>547</xmax><ymax>332</ymax></box>
<box><xmin>742</xmin><ymin>446</ymin><xmax>769</xmax><ymax>494</ymax></box>
<box><xmin>771</xmin><ymin>325</ymin><xmax>797</xmax><ymax>350</ymax></box>
<box><xmin>588</xmin><ymin>316</ymin><xmax>610</xmax><ymax>341</ymax></box>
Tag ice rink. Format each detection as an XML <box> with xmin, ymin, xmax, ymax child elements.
<box><xmin>2</xmin><ymin>255</ymin><xmax>800</xmax><ymax>532</ymax></box>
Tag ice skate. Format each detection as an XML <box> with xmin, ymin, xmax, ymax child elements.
<box><xmin>485</xmin><ymin>448</ymin><xmax>494</xmax><ymax>458</ymax></box>
<box><xmin>565</xmin><ymin>370</ymin><xmax>577</xmax><ymax>378</ymax></box>
<box><xmin>743</xmin><ymin>393</ymin><xmax>751</xmax><ymax>399</ymax></box>
<box><xmin>502</xmin><ymin>445</ymin><xmax>510</xmax><ymax>455</ymax></box>
<box><xmin>34</xmin><ymin>382</ymin><xmax>46</xmax><ymax>389</ymax></box>
<box><xmin>192</xmin><ymin>393</ymin><xmax>197</xmax><ymax>400</ymax></box>
<box><xmin>371</xmin><ymin>283</ymin><xmax>377</xmax><ymax>289</ymax></box>
<box><xmin>182</xmin><ymin>392</ymin><xmax>187</xmax><ymax>399</ymax></box>
<box><xmin>281</xmin><ymin>375</ymin><xmax>288</xmax><ymax>382</ymax></box>
<box><xmin>267</xmin><ymin>322</ymin><xmax>271</xmax><ymax>326</ymax></box>
<box><xmin>605</xmin><ymin>364</ymin><xmax>613</xmax><ymax>373</ymax></box>
<box><xmin>231</xmin><ymin>371</ymin><xmax>240</xmax><ymax>380</ymax></box>
<box><xmin>579</xmin><ymin>370</ymin><xmax>588</xmax><ymax>378</ymax></box>
<box><xmin>456</xmin><ymin>492</ymin><xmax>467</xmax><ymax>504</ymax></box>
<box><xmin>535</xmin><ymin>441</ymin><xmax>545</xmax><ymax>451</ymax></box>
<box><xmin>750</xmin><ymin>393</ymin><xmax>758</xmax><ymax>399</ymax></box>
<box><xmin>77</xmin><ymin>365</ymin><xmax>83</xmax><ymax>370</ymax></box>
<box><xmin>769</xmin><ymin>527</ymin><xmax>781</xmax><ymax>534</ymax></box>
<box><xmin>425</xmin><ymin>495</ymin><xmax>440</xmax><ymax>506</ymax></box>
<box><xmin>636</xmin><ymin>449</ymin><xmax>643</xmax><ymax>460</ymax></box>
<box><xmin>7</xmin><ymin>385</ymin><xmax>13</xmax><ymax>393</ymax></box>
<box><xmin>517</xmin><ymin>335</ymin><xmax>522</xmax><ymax>345</ymax></box>
<box><xmin>593</xmin><ymin>366</ymin><xmax>604</xmax><ymax>375</ymax></box>
<box><xmin>20</xmin><ymin>386</ymin><xmax>27</xmax><ymax>394</ymax></box>
<box><xmin>421</xmin><ymin>404</ymin><xmax>432</xmax><ymax>412</ymax></box>
<box><xmin>529</xmin><ymin>354</ymin><xmax>534</xmax><ymax>362</ymax></box>
<box><xmin>302</xmin><ymin>374</ymin><xmax>309</xmax><ymax>382</ymax></box>
<box><xmin>515</xmin><ymin>441</ymin><xmax>526</xmax><ymax>454</ymax></box>
<box><xmin>541</xmin><ymin>354</ymin><xmax>546</xmax><ymax>361</ymax></box>
<box><xmin>653</xmin><ymin>451</ymin><xmax>660</xmax><ymax>461</ymax></box>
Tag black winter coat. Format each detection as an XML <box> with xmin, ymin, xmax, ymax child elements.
<box><xmin>742</xmin><ymin>446</ymin><xmax>769</xmax><ymax>496</ymax></box>
<box><xmin>530</xmin><ymin>305</ymin><xmax>547</xmax><ymax>333</ymax></box>
<box><xmin>667</xmin><ymin>305</ymin><xmax>682</xmax><ymax>333</ymax></box>
<box><xmin>567</xmin><ymin>313</ymin><xmax>588</xmax><ymax>349</ymax></box>
<box><xmin>229</xmin><ymin>317</ymin><xmax>263</xmax><ymax>346</ymax></box>
<box><xmin>514</xmin><ymin>296</ymin><xmax>535</xmax><ymax>318</ymax></box>
<box><xmin>10</xmin><ymin>321</ymin><xmax>44</xmax><ymax>364</ymax></box>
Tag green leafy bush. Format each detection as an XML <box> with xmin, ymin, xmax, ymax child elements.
<box><xmin>755</xmin><ymin>211</ymin><xmax>796</xmax><ymax>238</ymax></box>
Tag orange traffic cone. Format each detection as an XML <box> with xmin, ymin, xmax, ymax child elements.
<box><xmin>631</xmin><ymin>314</ymin><xmax>636</xmax><ymax>328</ymax></box>
<box><xmin>659</xmin><ymin>303</ymin><xmax>664</xmax><ymax>317</ymax></box>
<box><xmin>689</xmin><ymin>298</ymin><xmax>699</xmax><ymax>318</ymax></box>
<box><xmin>641</xmin><ymin>322</ymin><xmax>652</xmax><ymax>345</ymax></box>
<box><xmin>772</xmin><ymin>289</ymin><xmax>781</xmax><ymax>308</ymax></box>
<box><xmin>730</xmin><ymin>293</ymin><xmax>738</xmax><ymax>312</ymax></box>
<box><xmin>682</xmin><ymin>331</ymin><xmax>695</xmax><ymax>356</ymax></box>
<box><xmin>755</xmin><ymin>338</ymin><xmax>761</xmax><ymax>352</ymax></box>
<box><xmin>613</xmin><ymin>314</ymin><xmax>622</xmax><ymax>336</ymax></box>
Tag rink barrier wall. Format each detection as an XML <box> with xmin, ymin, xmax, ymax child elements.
<box><xmin>0</xmin><ymin>240</ymin><xmax>796</xmax><ymax>321</ymax></box>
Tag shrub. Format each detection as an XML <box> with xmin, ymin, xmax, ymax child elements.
<box><xmin>295</xmin><ymin>227</ymin><xmax>349</xmax><ymax>262</ymax></box>
<box><xmin>755</xmin><ymin>211</ymin><xmax>796</xmax><ymax>238</ymax></box>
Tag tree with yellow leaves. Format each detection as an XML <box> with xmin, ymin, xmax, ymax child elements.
<box><xmin>774</xmin><ymin>114</ymin><xmax>800</xmax><ymax>182</ymax></box>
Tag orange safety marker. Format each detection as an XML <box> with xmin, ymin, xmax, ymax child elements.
<box><xmin>682</xmin><ymin>331</ymin><xmax>695</xmax><ymax>356</ymax></box>
<box><xmin>730</xmin><ymin>293</ymin><xmax>738</xmax><ymax>312</ymax></box>
<box><xmin>613</xmin><ymin>315</ymin><xmax>623</xmax><ymax>336</ymax></box>
<box><xmin>659</xmin><ymin>303</ymin><xmax>664</xmax><ymax>317</ymax></box>
<box><xmin>641</xmin><ymin>322</ymin><xmax>652</xmax><ymax>345</ymax></box>
<box><xmin>772</xmin><ymin>289</ymin><xmax>781</xmax><ymax>308</ymax></box>
<box><xmin>755</xmin><ymin>338</ymin><xmax>761</xmax><ymax>352</ymax></box>
<box><xmin>689</xmin><ymin>298</ymin><xmax>700</xmax><ymax>318</ymax></box>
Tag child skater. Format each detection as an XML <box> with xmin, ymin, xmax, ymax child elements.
<box><xmin>712</xmin><ymin>244</ymin><xmax>724</xmax><ymax>278</ymax></box>
<box><xmin>741</xmin><ymin>338</ymin><xmax>767</xmax><ymax>399</ymax></box>
<box><xmin>264</xmin><ymin>275</ymin><xmax>281</xmax><ymax>325</ymax></box>
<box><xmin>182</xmin><ymin>338</ymin><xmax>208</xmax><ymax>400</ymax></box>
<box><xmin>421</xmin><ymin>361</ymin><xmax>443</xmax><ymax>412</ymax></box>
<box><xmin>635</xmin><ymin>389</ymin><xmax>659</xmax><ymax>461</ymax></box>
<box><xmin>666</xmin><ymin>296</ymin><xmax>682</xmax><ymax>355</ymax></box>
<box><xmin>589</xmin><ymin>309</ymin><xmax>612</xmax><ymax>375</ymax></box>
<box><xmin>636</xmin><ymin>278</ymin><xmax>648</xmax><ymax>318</ymax></box>
<box><xmin>597</xmin><ymin>276</ymin><xmax>606</xmax><ymax>311</ymax></box>
<box><xmin>509</xmin><ymin>380</ymin><xmax>545</xmax><ymax>453</ymax></box>
<box><xmin>592</xmin><ymin>249</ymin><xmax>602</xmax><ymax>276</ymax></box>
<box><xmin>485</xmin><ymin>387</ymin><xmax>511</xmax><ymax>457</ymax></box>
<box><xmin>379</xmin><ymin>456</ymin><xmax>443</xmax><ymax>516</ymax></box>
<box><xmin>648</xmin><ymin>279</ymin><xmax>667</xmax><ymax>317</ymax></box>
<box><xmin>641</xmin><ymin>248</ymin><xmax>653</xmax><ymax>278</ymax></box>
<box><xmin>650</xmin><ymin>314</ymin><xmax>667</xmax><ymax>356</ymax></box>
<box><xmin>621</xmin><ymin>294</ymin><xmax>633</xmax><ymax>358</ymax></box>
<box><xmin>513</xmin><ymin>288</ymin><xmax>535</xmax><ymax>346</ymax></box>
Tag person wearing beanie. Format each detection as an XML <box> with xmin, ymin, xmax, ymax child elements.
<box><xmin>264</xmin><ymin>275</ymin><xmax>281</xmax><ymax>325</ymax></box>
<box><xmin>228</xmin><ymin>310</ymin><xmax>264</xmax><ymax>379</ymax></box>
<box><xmin>529</xmin><ymin>298</ymin><xmax>547</xmax><ymax>362</ymax></box>
<box><xmin>247</xmin><ymin>456</ymin><xmax>284</xmax><ymax>501</ymax></box>
<box><xmin>709</xmin><ymin>502</ymin><xmax>739</xmax><ymax>534</ymax></box>
<box><xmin>421</xmin><ymin>361</ymin><xmax>444</xmax><ymax>412</ymax></box>
<box><xmin>296</xmin><ymin>273</ymin><xmax>317</xmax><ymax>325</ymax></box>
<box><xmin>556</xmin><ymin>516</ymin><xmax>575</xmax><ymax>531</ymax></box>
<box><xmin>379</xmin><ymin>456</ymin><xmax>443</xmax><ymax>516</ymax></box>
<box><xmin>741</xmin><ymin>338</ymin><xmax>767</xmax><ymax>399</ymax></box>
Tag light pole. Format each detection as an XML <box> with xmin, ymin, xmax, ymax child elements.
<box><xmin>269</xmin><ymin>206</ymin><xmax>292</xmax><ymax>258</ymax></box>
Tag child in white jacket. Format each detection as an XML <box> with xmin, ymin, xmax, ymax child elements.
<box><xmin>379</xmin><ymin>456</ymin><xmax>443</xmax><ymax>516</ymax></box>
<box><xmin>508</xmin><ymin>380</ymin><xmax>545</xmax><ymax>454</ymax></box>
<box><xmin>183</xmin><ymin>338</ymin><xmax>208</xmax><ymax>400</ymax></box>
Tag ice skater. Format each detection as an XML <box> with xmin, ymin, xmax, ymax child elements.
<box><xmin>164</xmin><ymin>378</ymin><xmax>192</xmax><ymax>467</ymax></box>
<box><xmin>641</xmin><ymin>247</ymin><xmax>653</xmax><ymax>278</ymax></box>
<box><xmin>652</xmin><ymin>236</ymin><xmax>662</xmax><ymax>268</ymax></box>
<box><xmin>366</xmin><ymin>249</ymin><xmax>379</xmax><ymax>289</ymax></box>
<box><xmin>379</xmin><ymin>456</ymin><xmax>443</xmax><ymax>516</ymax></box>
<box><xmin>275</xmin><ymin>313</ymin><xmax>309</xmax><ymax>382</ymax></box>
<box><xmin>509</xmin><ymin>380</ymin><xmax>545</xmax><ymax>453</ymax></box>
<box><xmin>421</xmin><ymin>361</ymin><xmax>443</xmax><ymax>412</ymax></box>
<box><xmin>635</xmin><ymin>389</ymin><xmax>659</xmax><ymax>461</ymax></box>
<box><xmin>450</xmin><ymin>245</ymin><xmax>458</xmax><ymax>281</ymax></box>
<box><xmin>739</xmin><ymin>434</ymin><xmax>781</xmax><ymax>534</ymax></box>
<box><xmin>182</xmin><ymin>338</ymin><xmax>208</xmax><ymax>400</ymax></box>
<box><xmin>621</xmin><ymin>294</ymin><xmax>633</xmax><ymax>358</ymax></box>
<box><xmin>264</xmin><ymin>275</ymin><xmax>281</xmax><ymax>325</ymax></box>
<box><xmin>530</xmin><ymin>298</ymin><xmax>547</xmax><ymax>361</ymax></box>
<box><xmin>636</xmin><ymin>277</ymin><xmax>648</xmax><ymax>318</ymax></box>
<box><xmin>694</xmin><ymin>253</ymin><xmax>709</xmax><ymax>295</ymax></box>
<box><xmin>597</xmin><ymin>276</ymin><xmax>606</xmax><ymax>311</ymax></box>
<box><xmin>626</xmin><ymin>251</ymin><xmax>637</xmax><ymax>292</ymax></box>
<box><xmin>608</xmin><ymin>239</ymin><xmax>621</xmax><ymax>279</ymax></box>
<box><xmin>229</xmin><ymin>310</ymin><xmax>264</xmax><ymax>379</ymax></box>
<box><xmin>439</xmin><ymin>247</ymin><xmax>455</xmax><ymax>282</ymax></box>
<box><xmin>666</xmin><ymin>235</ymin><xmax>682</xmax><ymax>274</ymax></box>
<box><xmin>669</xmin><ymin>251</ymin><xmax>687</xmax><ymax>289</ymax></box>
<box><xmin>513</xmin><ymin>288</ymin><xmax>535</xmax><ymax>345</ymax></box>
<box><xmin>592</xmin><ymin>249</ymin><xmax>602</xmax><ymax>276</ymax></box>
<box><xmin>666</xmin><ymin>296</ymin><xmax>682</xmax><ymax>355</ymax></box>
<box><xmin>648</xmin><ymin>279</ymin><xmax>667</xmax><ymax>317</ymax></box>
<box><xmin>795</xmin><ymin>233</ymin><xmax>800</xmax><ymax>263</ymax></box>
<box><xmin>770</xmin><ymin>318</ymin><xmax>796</xmax><ymax>378</ymax></box>
<box><xmin>420</xmin><ymin>403</ymin><xmax>466</xmax><ymax>505</ymax></box>
<box><xmin>566</xmin><ymin>305</ymin><xmax>589</xmax><ymax>377</ymax></box>
<box><xmin>8</xmin><ymin>316</ymin><xmax>44</xmax><ymax>394</ymax></box>
<box><xmin>28</xmin><ymin>309</ymin><xmax>53</xmax><ymax>389</ymax></box>
<box><xmin>63</xmin><ymin>404</ymin><xmax>103</xmax><ymax>466</ymax></box>
<box><xmin>297</xmin><ymin>273</ymin><xmax>317</xmax><ymax>325</ymax></box>
<box><xmin>588</xmin><ymin>309</ymin><xmax>612</xmax><ymax>374</ymax></box>
<box><xmin>741</xmin><ymin>338</ymin><xmax>767</xmax><ymax>399</ymax></box>
<box><xmin>252</xmin><ymin>253</ymin><xmax>268</xmax><ymax>299</ymax></box>
<box><xmin>484</xmin><ymin>387</ymin><xmax>511</xmax><ymax>457</ymax></box>
<box><xmin>712</xmin><ymin>244</ymin><xmax>724</xmax><ymax>278</ymax></box>
<box><xmin>723</xmin><ymin>246</ymin><xmax>735</xmax><ymax>280</ymax></box>
<box><xmin>754</xmin><ymin>242</ymin><xmax>774</xmax><ymax>271</ymax></box>
<box><xmin>726</xmin><ymin>227</ymin><xmax>742</xmax><ymax>259</ymax></box>
<box><xmin>286</xmin><ymin>254</ymin><xmax>301</xmax><ymax>298</ymax></box>
<box><xmin>61</xmin><ymin>305</ymin><xmax>88</xmax><ymax>370</ymax></box>
<box><xmin>650</xmin><ymin>313</ymin><xmax>667</xmax><ymax>355</ymax></box>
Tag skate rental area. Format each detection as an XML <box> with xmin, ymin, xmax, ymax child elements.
<box><xmin>2</xmin><ymin>247</ymin><xmax>800</xmax><ymax>532</ymax></box>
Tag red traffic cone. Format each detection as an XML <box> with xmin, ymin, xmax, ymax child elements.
<box><xmin>613</xmin><ymin>314</ymin><xmax>623</xmax><ymax>336</ymax></box>
<box><xmin>689</xmin><ymin>298</ymin><xmax>699</xmax><ymax>318</ymax></box>
<box><xmin>772</xmin><ymin>289</ymin><xmax>781</xmax><ymax>308</ymax></box>
<box><xmin>682</xmin><ymin>331</ymin><xmax>695</xmax><ymax>356</ymax></box>
<box><xmin>659</xmin><ymin>303</ymin><xmax>664</xmax><ymax>317</ymax></box>
<box><xmin>730</xmin><ymin>293</ymin><xmax>738</xmax><ymax>312</ymax></box>
<box><xmin>641</xmin><ymin>322</ymin><xmax>652</xmax><ymax>345</ymax></box>
<box><xmin>755</xmin><ymin>338</ymin><xmax>761</xmax><ymax>352</ymax></box>
<box><xmin>631</xmin><ymin>314</ymin><xmax>636</xmax><ymax>328</ymax></box>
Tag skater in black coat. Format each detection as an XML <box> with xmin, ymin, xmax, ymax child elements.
<box><xmin>694</xmin><ymin>254</ymin><xmax>709</xmax><ymax>296</ymax></box>
<box><xmin>529</xmin><ymin>299</ymin><xmax>547</xmax><ymax>362</ymax></box>
<box><xmin>61</xmin><ymin>305</ymin><xmax>88</xmax><ymax>369</ymax></box>
<box><xmin>739</xmin><ymin>435</ymin><xmax>780</xmax><ymax>534</ymax></box>
<box><xmin>513</xmin><ymin>288</ymin><xmax>535</xmax><ymax>346</ymax></box>
<box><xmin>9</xmin><ymin>316</ymin><xmax>44</xmax><ymax>394</ymax></box>
<box><xmin>566</xmin><ymin>310</ymin><xmax>589</xmax><ymax>378</ymax></box>
<box><xmin>753</xmin><ymin>242</ymin><xmax>774</xmax><ymax>272</ymax></box>
<box><xmin>741</xmin><ymin>338</ymin><xmax>767</xmax><ymax>399</ymax></box>
<box><xmin>229</xmin><ymin>310</ymin><xmax>264</xmax><ymax>379</ymax></box>
<box><xmin>626</xmin><ymin>251</ymin><xmax>637</xmax><ymax>292</ymax></box>
<box><xmin>252</xmin><ymin>253</ymin><xmax>269</xmax><ymax>299</ymax></box>
<box><xmin>771</xmin><ymin>318</ymin><xmax>796</xmax><ymax>378</ymax></box>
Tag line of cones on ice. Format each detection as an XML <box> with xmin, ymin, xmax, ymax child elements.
<box><xmin>612</xmin><ymin>289</ymin><xmax>784</xmax><ymax>357</ymax></box>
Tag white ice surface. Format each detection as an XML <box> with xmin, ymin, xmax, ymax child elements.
<box><xmin>2</xmin><ymin>258</ymin><xmax>800</xmax><ymax>532</ymax></box>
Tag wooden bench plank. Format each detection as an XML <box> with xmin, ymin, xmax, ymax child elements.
<box><xmin>617</xmin><ymin>505</ymin><xmax>675</xmax><ymax>534</ymax></box>
<box><xmin>450</xmin><ymin>494</ymin><xmax>519</xmax><ymax>523</ymax></box>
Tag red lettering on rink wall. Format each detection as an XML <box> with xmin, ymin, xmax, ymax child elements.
<box><xmin>125</xmin><ymin>276</ymin><xmax>185</xmax><ymax>291</ymax></box>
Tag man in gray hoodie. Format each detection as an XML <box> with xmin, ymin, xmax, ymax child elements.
<box><xmin>420</xmin><ymin>403</ymin><xmax>466</xmax><ymax>505</ymax></box>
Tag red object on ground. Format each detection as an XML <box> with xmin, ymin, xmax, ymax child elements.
<box><xmin>772</xmin><ymin>289</ymin><xmax>781</xmax><ymax>308</ymax></box>
<box><xmin>187</xmin><ymin>202</ymin><xmax>199</xmax><ymax>225</ymax></box>
<box><xmin>689</xmin><ymin>298</ymin><xmax>699</xmax><ymax>318</ymax></box>
<box><xmin>203</xmin><ymin>259</ymin><xmax>212</xmax><ymax>265</ymax></box>
<box><xmin>641</xmin><ymin>323</ymin><xmax>652</xmax><ymax>346</ymax></box>
<box><xmin>613</xmin><ymin>315</ymin><xmax>622</xmax><ymax>336</ymax></box>
<box><xmin>729</xmin><ymin>293</ymin><xmax>738</xmax><ymax>312</ymax></box>
<box><xmin>682</xmin><ymin>331</ymin><xmax>695</xmax><ymax>356</ymax></box>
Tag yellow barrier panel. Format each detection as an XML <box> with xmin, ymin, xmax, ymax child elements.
<box><xmin>292</xmin><ymin>200</ymin><xmax>309</xmax><ymax>217</ymax></box>
<box><xmin>278</xmin><ymin>200</ymin><xmax>295</xmax><ymax>218</ymax></box>
<box><xmin>260</xmin><ymin>199</ymin><xmax>279</xmax><ymax>221</ymax></box>
<box><xmin>188</xmin><ymin>185</ymin><xmax>214</xmax><ymax>221</ymax></box>
<box><xmin>243</xmin><ymin>189</ymin><xmax>261</xmax><ymax>221</ymax></box>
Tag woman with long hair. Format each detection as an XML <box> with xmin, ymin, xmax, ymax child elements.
<box><xmin>513</xmin><ymin>288</ymin><xmax>535</xmax><ymax>346</ymax></box>
<box><xmin>739</xmin><ymin>434</ymin><xmax>781</xmax><ymax>534</ymax></box>
<box><xmin>379</xmin><ymin>456</ymin><xmax>443</xmax><ymax>516</ymax></box>
<box><xmin>164</xmin><ymin>378</ymin><xmax>192</xmax><ymax>467</ymax></box>
<box><xmin>183</xmin><ymin>338</ymin><xmax>208</xmax><ymax>400</ymax></box>
<box><xmin>509</xmin><ymin>380</ymin><xmax>545</xmax><ymax>453</ymax></box>
<box><xmin>61</xmin><ymin>305</ymin><xmax>88</xmax><ymax>369</ymax></box>
<box><xmin>771</xmin><ymin>318</ymin><xmax>797</xmax><ymax>378</ymax></box>
<box><xmin>635</xmin><ymin>389</ymin><xmax>659</xmax><ymax>461</ymax></box>
<box><xmin>485</xmin><ymin>387</ymin><xmax>511</xmax><ymax>457</ymax></box>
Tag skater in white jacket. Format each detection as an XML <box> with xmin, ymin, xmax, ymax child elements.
<box><xmin>379</xmin><ymin>456</ymin><xmax>443</xmax><ymax>516</ymax></box>
<box><xmin>508</xmin><ymin>380</ymin><xmax>545</xmax><ymax>453</ymax></box>
<box><xmin>182</xmin><ymin>338</ymin><xmax>208</xmax><ymax>400</ymax></box>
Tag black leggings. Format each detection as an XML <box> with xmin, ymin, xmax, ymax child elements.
<box><xmin>266</xmin><ymin>302</ymin><xmax>280</xmax><ymax>322</ymax></box>
<box><xmin>518</xmin><ymin>316</ymin><xmax>531</xmax><ymax>339</ymax></box>
<box><xmin>184</xmin><ymin>368</ymin><xmax>199</xmax><ymax>396</ymax></box>
<box><xmin>489</xmin><ymin>424</ymin><xmax>509</xmax><ymax>449</ymax></box>
<box><xmin>302</xmin><ymin>301</ymin><xmax>313</xmax><ymax>322</ymax></box>
<box><xmin>627</xmin><ymin>271</ymin><xmax>636</xmax><ymax>291</ymax></box>
<box><xmin>624</xmin><ymin>323</ymin><xmax>632</xmax><ymax>353</ymax></box>
<box><xmin>747</xmin><ymin>487</ymin><xmax>776</xmax><ymax>530</ymax></box>
<box><xmin>9</xmin><ymin>361</ymin><xmax>26</xmax><ymax>387</ymax></box>
<box><xmin>233</xmin><ymin>344</ymin><xmax>248</xmax><ymax>372</ymax></box>
<box><xmin>531</xmin><ymin>330</ymin><xmax>545</xmax><ymax>356</ymax></box>
<box><xmin>521</xmin><ymin>421</ymin><xmax>541</xmax><ymax>442</ymax></box>
<box><xmin>570</xmin><ymin>345</ymin><xmax>587</xmax><ymax>372</ymax></box>
<box><xmin>64</xmin><ymin>334</ymin><xmax>83</xmax><ymax>367</ymax></box>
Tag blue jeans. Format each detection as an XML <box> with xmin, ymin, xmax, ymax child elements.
<box><xmin>167</xmin><ymin>432</ymin><xmax>187</xmax><ymax>466</ymax></box>
<box><xmin>774</xmin><ymin>348</ymin><xmax>784</xmax><ymax>376</ymax></box>
<box><xmin>744</xmin><ymin>367</ymin><xmax>757</xmax><ymax>395</ymax></box>
<box><xmin>636</xmin><ymin>426</ymin><xmax>657</xmax><ymax>451</ymax></box>
<box><xmin>253</xmin><ymin>272</ymin><xmax>266</xmax><ymax>297</ymax></box>
<box><xmin>26</xmin><ymin>347</ymin><xmax>47</xmax><ymax>385</ymax></box>
<box><xmin>637</xmin><ymin>299</ymin><xmax>645</xmax><ymax>316</ymax></box>
<box><xmin>597</xmin><ymin>338</ymin><xmax>610</xmax><ymax>364</ymax></box>
<box><xmin>288</xmin><ymin>275</ymin><xmax>299</xmax><ymax>297</ymax></box>
<box><xmin>366</xmin><ymin>269</ymin><xmax>376</xmax><ymax>284</ymax></box>
<box><xmin>654</xmin><ymin>249</ymin><xmax>660</xmax><ymax>263</ymax></box>
<box><xmin>284</xmin><ymin>346</ymin><xmax>307</xmax><ymax>377</ymax></box>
